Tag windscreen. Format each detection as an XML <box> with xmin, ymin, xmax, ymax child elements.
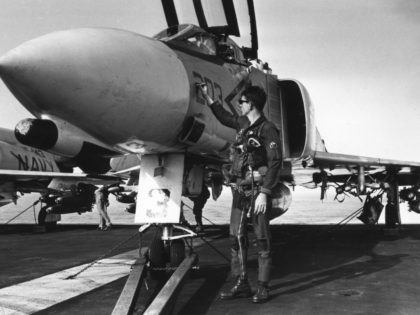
<box><xmin>162</xmin><ymin>0</ymin><xmax>257</xmax><ymax>58</ymax></box>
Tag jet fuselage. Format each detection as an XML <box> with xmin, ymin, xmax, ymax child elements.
<box><xmin>0</xmin><ymin>25</ymin><xmax>324</xmax><ymax>164</ymax></box>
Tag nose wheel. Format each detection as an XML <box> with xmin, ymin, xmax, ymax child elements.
<box><xmin>148</xmin><ymin>231</ymin><xmax>166</xmax><ymax>268</ymax></box>
<box><xmin>146</xmin><ymin>225</ymin><xmax>192</xmax><ymax>278</ymax></box>
<box><xmin>148</xmin><ymin>238</ymin><xmax>186</xmax><ymax>268</ymax></box>
<box><xmin>169</xmin><ymin>239</ymin><xmax>186</xmax><ymax>267</ymax></box>
<box><xmin>112</xmin><ymin>223</ymin><xmax>198</xmax><ymax>314</ymax></box>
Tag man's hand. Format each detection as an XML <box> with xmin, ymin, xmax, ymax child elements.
<box><xmin>197</xmin><ymin>82</ymin><xmax>207</xmax><ymax>94</ymax></box>
<box><xmin>254</xmin><ymin>192</ymin><xmax>267</xmax><ymax>215</ymax></box>
<box><xmin>197</xmin><ymin>83</ymin><xmax>213</xmax><ymax>104</ymax></box>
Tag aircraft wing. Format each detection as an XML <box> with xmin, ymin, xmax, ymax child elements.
<box><xmin>285</xmin><ymin>151</ymin><xmax>420</xmax><ymax>220</ymax></box>
<box><xmin>0</xmin><ymin>169</ymin><xmax>121</xmax><ymax>202</ymax></box>
<box><xmin>313</xmin><ymin>151</ymin><xmax>420</xmax><ymax>171</ymax></box>
<box><xmin>0</xmin><ymin>169</ymin><xmax>119</xmax><ymax>181</ymax></box>
<box><xmin>292</xmin><ymin>151</ymin><xmax>420</xmax><ymax>201</ymax></box>
<box><xmin>0</xmin><ymin>169</ymin><xmax>121</xmax><ymax>187</ymax></box>
<box><xmin>0</xmin><ymin>169</ymin><xmax>122</xmax><ymax>209</ymax></box>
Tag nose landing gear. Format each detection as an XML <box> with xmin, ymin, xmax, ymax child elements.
<box><xmin>146</xmin><ymin>224</ymin><xmax>196</xmax><ymax>277</ymax></box>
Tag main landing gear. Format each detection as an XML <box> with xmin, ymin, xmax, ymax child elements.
<box><xmin>384</xmin><ymin>173</ymin><xmax>401</xmax><ymax>235</ymax></box>
<box><xmin>37</xmin><ymin>206</ymin><xmax>59</xmax><ymax>229</ymax></box>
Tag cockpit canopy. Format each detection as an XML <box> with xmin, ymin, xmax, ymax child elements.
<box><xmin>154</xmin><ymin>24</ymin><xmax>244</xmax><ymax>61</ymax></box>
<box><xmin>158</xmin><ymin>0</ymin><xmax>258</xmax><ymax>59</ymax></box>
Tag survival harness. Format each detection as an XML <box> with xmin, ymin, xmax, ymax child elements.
<box><xmin>227</xmin><ymin>121</ymin><xmax>267</xmax><ymax>191</ymax></box>
<box><xmin>223</xmin><ymin>120</ymin><xmax>290</xmax><ymax>218</ymax></box>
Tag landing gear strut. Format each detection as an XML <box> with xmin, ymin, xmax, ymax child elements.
<box><xmin>112</xmin><ymin>153</ymin><xmax>199</xmax><ymax>314</ymax></box>
<box><xmin>385</xmin><ymin>173</ymin><xmax>401</xmax><ymax>233</ymax></box>
<box><xmin>147</xmin><ymin>225</ymin><xmax>190</xmax><ymax>277</ymax></box>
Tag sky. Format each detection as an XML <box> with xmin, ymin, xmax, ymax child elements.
<box><xmin>0</xmin><ymin>0</ymin><xmax>419</xmax><ymax>162</ymax></box>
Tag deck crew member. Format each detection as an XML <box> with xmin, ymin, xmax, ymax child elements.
<box><xmin>188</xmin><ymin>184</ymin><xmax>210</xmax><ymax>232</ymax></box>
<box><xmin>95</xmin><ymin>185</ymin><xmax>112</xmax><ymax>231</ymax></box>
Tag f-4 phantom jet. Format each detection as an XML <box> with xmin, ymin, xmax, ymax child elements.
<box><xmin>0</xmin><ymin>0</ymin><xmax>419</xmax><ymax>233</ymax></box>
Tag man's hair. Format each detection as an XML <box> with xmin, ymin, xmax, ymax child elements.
<box><xmin>241</xmin><ymin>85</ymin><xmax>267</xmax><ymax>112</ymax></box>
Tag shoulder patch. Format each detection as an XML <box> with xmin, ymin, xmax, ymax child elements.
<box><xmin>269</xmin><ymin>142</ymin><xmax>278</xmax><ymax>149</ymax></box>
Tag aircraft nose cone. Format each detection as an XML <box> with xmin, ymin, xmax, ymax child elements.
<box><xmin>0</xmin><ymin>28</ymin><xmax>142</xmax><ymax>113</ymax></box>
<box><xmin>0</xmin><ymin>51</ymin><xmax>15</xmax><ymax>72</ymax></box>
<box><xmin>0</xmin><ymin>44</ymin><xmax>36</xmax><ymax>103</ymax></box>
<box><xmin>0</xmin><ymin>28</ymin><xmax>190</xmax><ymax>146</ymax></box>
<box><xmin>0</xmin><ymin>33</ymin><xmax>63</xmax><ymax>79</ymax></box>
<box><xmin>0</xmin><ymin>30</ymin><xmax>93</xmax><ymax>113</ymax></box>
<box><xmin>0</xmin><ymin>46</ymin><xmax>23</xmax><ymax>71</ymax></box>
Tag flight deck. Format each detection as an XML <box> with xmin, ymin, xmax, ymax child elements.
<box><xmin>2</xmin><ymin>222</ymin><xmax>420</xmax><ymax>315</ymax></box>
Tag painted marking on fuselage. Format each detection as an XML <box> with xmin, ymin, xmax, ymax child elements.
<box><xmin>0</xmin><ymin>249</ymin><xmax>138</xmax><ymax>314</ymax></box>
<box><xmin>192</xmin><ymin>70</ymin><xmax>249</xmax><ymax>117</ymax></box>
<box><xmin>9</xmin><ymin>151</ymin><xmax>55</xmax><ymax>172</ymax></box>
<box><xmin>192</xmin><ymin>71</ymin><xmax>223</xmax><ymax>105</ymax></box>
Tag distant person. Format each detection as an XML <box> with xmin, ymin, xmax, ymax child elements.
<box><xmin>95</xmin><ymin>186</ymin><xmax>112</xmax><ymax>231</ymax></box>
<box><xmin>188</xmin><ymin>185</ymin><xmax>210</xmax><ymax>232</ymax></box>
<box><xmin>199</xmin><ymin>84</ymin><xmax>282</xmax><ymax>303</ymax></box>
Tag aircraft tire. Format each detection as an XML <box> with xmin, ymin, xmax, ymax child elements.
<box><xmin>148</xmin><ymin>231</ymin><xmax>166</xmax><ymax>278</ymax></box>
<box><xmin>38</xmin><ymin>206</ymin><xmax>57</xmax><ymax>230</ymax></box>
<box><xmin>169</xmin><ymin>239</ymin><xmax>185</xmax><ymax>267</ymax></box>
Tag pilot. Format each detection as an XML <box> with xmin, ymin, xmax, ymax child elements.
<box><xmin>199</xmin><ymin>84</ymin><xmax>282</xmax><ymax>303</ymax></box>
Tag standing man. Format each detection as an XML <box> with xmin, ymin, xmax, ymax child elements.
<box><xmin>199</xmin><ymin>84</ymin><xmax>282</xmax><ymax>303</ymax></box>
<box><xmin>188</xmin><ymin>184</ymin><xmax>210</xmax><ymax>232</ymax></box>
<box><xmin>95</xmin><ymin>185</ymin><xmax>112</xmax><ymax>231</ymax></box>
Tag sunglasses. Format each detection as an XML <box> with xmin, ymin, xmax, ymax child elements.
<box><xmin>238</xmin><ymin>99</ymin><xmax>249</xmax><ymax>105</ymax></box>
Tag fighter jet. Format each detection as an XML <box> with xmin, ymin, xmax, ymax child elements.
<box><xmin>0</xmin><ymin>0</ymin><xmax>419</xmax><ymax>230</ymax></box>
<box><xmin>0</xmin><ymin>126</ymin><xmax>119</xmax><ymax>226</ymax></box>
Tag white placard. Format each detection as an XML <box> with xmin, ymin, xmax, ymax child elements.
<box><xmin>135</xmin><ymin>154</ymin><xmax>184</xmax><ymax>224</ymax></box>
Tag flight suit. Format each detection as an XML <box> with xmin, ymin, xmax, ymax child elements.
<box><xmin>210</xmin><ymin>100</ymin><xmax>282</xmax><ymax>286</ymax></box>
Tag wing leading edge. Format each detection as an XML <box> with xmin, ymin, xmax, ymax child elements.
<box><xmin>313</xmin><ymin>151</ymin><xmax>420</xmax><ymax>170</ymax></box>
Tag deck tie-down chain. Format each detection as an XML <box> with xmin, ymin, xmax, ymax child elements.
<box><xmin>65</xmin><ymin>231</ymin><xmax>139</xmax><ymax>279</ymax></box>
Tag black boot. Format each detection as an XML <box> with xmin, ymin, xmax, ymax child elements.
<box><xmin>219</xmin><ymin>276</ymin><xmax>252</xmax><ymax>300</ymax></box>
<box><xmin>195</xmin><ymin>224</ymin><xmax>204</xmax><ymax>233</ymax></box>
<box><xmin>252</xmin><ymin>281</ymin><xmax>269</xmax><ymax>303</ymax></box>
<box><xmin>193</xmin><ymin>215</ymin><xmax>204</xmax><ymax>233</ymax></box>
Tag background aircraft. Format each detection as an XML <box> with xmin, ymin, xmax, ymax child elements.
<box><xmin>0</xmin><ymin>0</ymin><xmax>419</xmax><ymax>230</ymax></box>
<box><xmin>0</xmin><ymin>126</ymin><xmax>120</xmax><ymax>226</ymax></box>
